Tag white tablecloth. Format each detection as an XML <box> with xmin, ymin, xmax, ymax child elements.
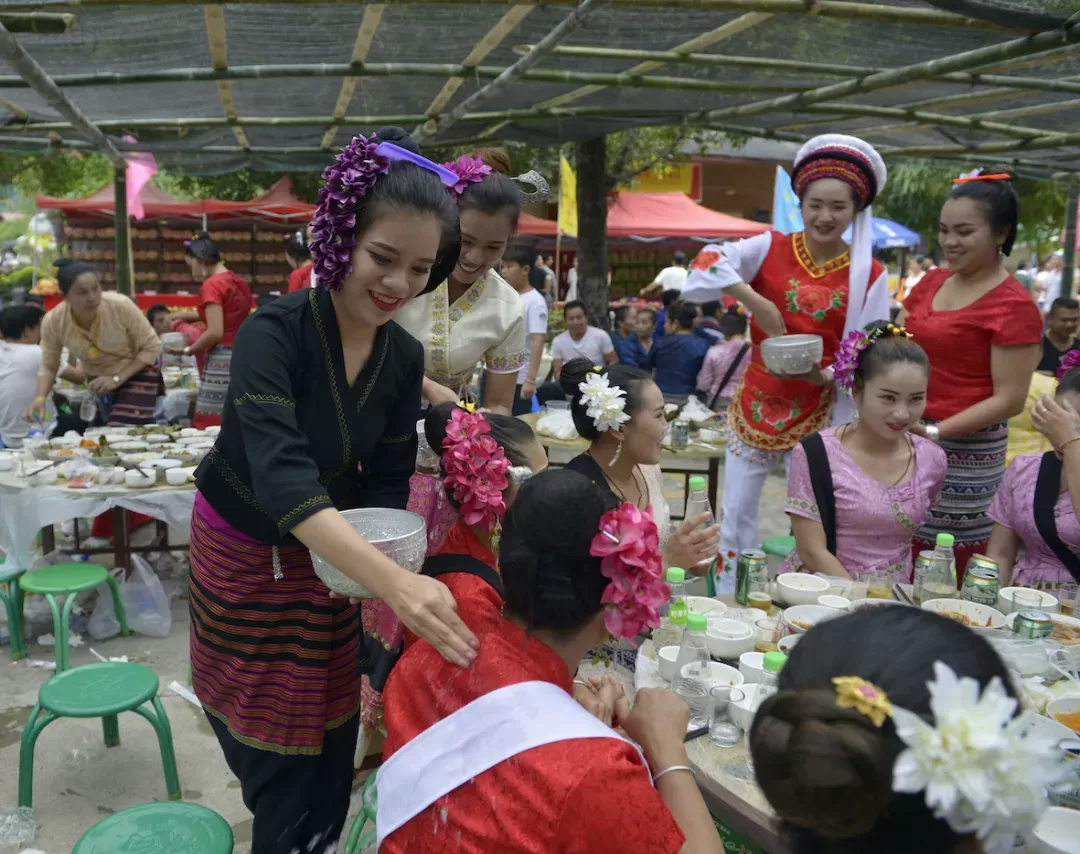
<box><xmin>0</xmin><ymin>473</ymin><xmax>195</xmax><ymax>569</ymax></box>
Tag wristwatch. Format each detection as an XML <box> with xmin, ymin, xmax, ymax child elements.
<box><xmin>112</xmin><ymin>375</ymin><xmax>120</xmax><ymax>385</ymax></box>
<box><xmin>924</xmin><ymin>424</ymin><xmax>940</xmax><ymax>442</ymax></box>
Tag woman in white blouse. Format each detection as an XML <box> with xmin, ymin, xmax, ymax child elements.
<box><xmin>396</xmin><ymin>149</ymin><xmax>539</xmax><ymax>415</ymax></box>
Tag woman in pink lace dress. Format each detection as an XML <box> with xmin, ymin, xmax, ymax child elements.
<box><xmin>781</xmin><ymin>323</ymin><xmax>947</xmax><ymax>580</ymax></box>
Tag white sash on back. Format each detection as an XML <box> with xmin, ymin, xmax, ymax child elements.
<box><xmin>375</xmin><ymin>680</ymin><xmax>648</xmax><ymax>848</ymax></box>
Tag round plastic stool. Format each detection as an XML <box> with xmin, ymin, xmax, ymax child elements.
<box><xmin>345</xmin><ymin>770</ymin><xmax>378</xmax><ymax>854</ymax></box>
<box><xmin>73</xmin><ymin>801</ymin><xmax>233</xmax><ymax>853</ymax></box>
<box><xmin>0</xmin><ymin>556</ymin><xmax>26</xmax><ymax>661</ymax></box>
<box><xmin>762</xmin><ymin>535</ymin><xmax>796</xmax><ymax>558</ymax></box>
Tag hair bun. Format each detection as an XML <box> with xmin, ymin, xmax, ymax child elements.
<box><xmin>558</xmin><ymin>357</ymin><xmax>602</xmax><ymax>397</ymax></box>
<box><xmin>54</xmin><ymin>258</ymin><xmax>73</xmax><ymax>269</ymax></box>
<box><xmin>988</xmin><ymin>164</ymin><xmax>1018</xmax><ymax>183</ymax></box>
<box><xmin>473</xmin><ymin>147</ymin><xmax>512</xmax><ymax>175</ymax></box>
<box><xmin>376</xmin><ymin>126</ymin><xmax>420</xmax><ymax>155</ymax></box>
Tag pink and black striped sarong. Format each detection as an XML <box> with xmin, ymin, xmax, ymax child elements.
<box><xmin>188</xmin><ymin>498</ymin><xmax>361</xmax><ymax>755</ymax></box>
<box><xmin>106</xmin><ymin>368</ymin><xmax>163</xmax><ymax>426</ymax></box>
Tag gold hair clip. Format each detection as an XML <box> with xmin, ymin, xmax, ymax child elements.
<box><xmin>833</xmin><ymin>676</ymin><xmax>892</xmax><ymax>727</ymax></box>
<box><xmin>592</xmin><ymin>364</ymin><xmax>604</xmax><ymax>373</ymax></box>
<box><xmin>459</xmin><ymin>402</ymin><xmax>477</xmax><ymax>413</ymax></box>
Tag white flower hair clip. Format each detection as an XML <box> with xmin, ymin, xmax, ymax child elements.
<box><xmin>890</xmin><ymin>661</ymin><xmax>1066</xmax><ymax>854</ymax></box>
<box><xmin>578</xmin><ymin>370</ymin><xmax>630</xmax><ymax>433</ymax></box>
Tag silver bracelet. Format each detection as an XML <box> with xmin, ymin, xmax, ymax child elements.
<box><xmin>653</xmin><ymin>764</ymin><xmax>694</xmax><ymax>784</ymax></box>
<box><xmin>924</xmin><ymin>424</ymin><xmax>940</xmax><ymax>443</ymax></box>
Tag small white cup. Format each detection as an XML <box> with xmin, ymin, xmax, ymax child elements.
<box><xmin>165</xmin><ymin>468</ymin><xmax>188</xmax><ymax>486</ymax></box>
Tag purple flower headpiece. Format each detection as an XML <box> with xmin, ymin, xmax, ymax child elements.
<box><xmin>309</xmin><ymin>134</ymin><xmax>458</xmax><ymax>291</ymax></box>
<box><xmin>832</xmin><ymin>323</ymin><xmax>913</xmax><ymax>393</ymax></box>
<box><xmin>443</xmin><ymin>155</ymin><xmax>492</xmax><ymax>197</ymax></box>
<box><xmin>1058</xmin><ymin>350</ymin><xmax>1080</xmax><ymax>381</ymax></box>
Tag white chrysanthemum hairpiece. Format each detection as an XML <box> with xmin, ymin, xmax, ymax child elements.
<box><xmin>891</xmin><ymin>661</ymin><xmax>1067</xmax><ymax>854</ymax></box>
<box><xmin>578</xmin><ymin>371</ymin><xmax>630</xmax><ymax>433</ymax></box>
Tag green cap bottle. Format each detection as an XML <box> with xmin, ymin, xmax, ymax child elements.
<box><xmin>936</xmin><ymin>533</ymin><xmax>955</xmax><ymax>548</ymax></box>
<box><xmin>688</xmin><ymin>475</ymin><xmax>706</xmax><ymax>491</ymax></box>
<box><xmin>665</xmin><ymin>566</ymin><xmax>686</xmax><ymax>583</ymax></box>
<box><xmin>762</xmin><ymin>651</ymin><xmax>787</xmax><ymax>674</ymax></box>
<box><xmin>686</xmin><ymin>613</ymin><xmax>708</xmax><ymax>633</ymax></box>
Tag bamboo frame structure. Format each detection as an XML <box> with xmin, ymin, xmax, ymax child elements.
<box><xmin>0</xmin><ymin>13</ymin><xmax>75</xmax><ymax>35</ymax></box>
<box><xmin>322</xmin><ymin>5</ymin><xmax>385</xmax><ymax>151</ymax></box>
<box><xmin>203</xmin><ymin>4</ymin><xmax>250</xmax><ymax>150</ymax></box>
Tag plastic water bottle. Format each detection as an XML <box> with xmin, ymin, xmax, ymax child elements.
<box><xmin>672</xmin><ymin>613</ymin><xmax>712</xmax><ymax>726</ymax></box>
<box><xmin>655</xmin><ymin>566</ymin><xmax>688</xmax><ymax>649</ymax></box>
<box><xmin>684</xmin><ymin>475</ymin><xmax>718</xmax><ymax>578</ymax></box>
<box><xmin>933</xmin><ymin>532</ymin><xmax>957</xmax><ymax>583</ymax></box>
<box><xmin>921</xmin><ymin>532</ymin><xmax>958</xmax><ymax>602</ymax></box>
<box><xmin>754</xmin><ymin>651</ymin><xmax>787</xmax><ymax>709</ymax></box>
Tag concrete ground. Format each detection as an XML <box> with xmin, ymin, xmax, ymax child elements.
<box><xmin>0</xmin><ymin>462</ymin><xmax>789</xmax><ymax>852</ymax></box>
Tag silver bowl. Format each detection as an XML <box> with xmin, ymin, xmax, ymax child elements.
<box><xmin>760</xmin><ymin>334</ymin><xmax>824</xmax><ymax>375</ymax></box>
<box><xmin>309</xmin><ymin>508</ymin><xmax>427</xmax><ymax>598</ymax></box>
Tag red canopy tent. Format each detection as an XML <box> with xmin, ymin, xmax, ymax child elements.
<box><xmin>37</xmin><ymin>181</ymin><xmax>196</xmax><ymax>219</ymax></box>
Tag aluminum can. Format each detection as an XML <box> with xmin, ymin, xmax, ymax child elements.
<box><xmin>961</xmin><ymin>560</ymin><xmax>1000</xmax><ymax>608</ymax></box>
<box><xmin>1013</xmin><ymin>610</ymin><xmax>1053</xmax><ymax>639</ymax></box>
<box><xmin>671</xmin><ymin>420</ymin><xmax>689</xmax><ymax>448</ymax></box>
<box><xmin>912</xmin><ymin>550</ymin><xmax>935</xmax><ymax>605</ymax></box>
<box><xmin>736</xmin><ymin>548</ymin><xmax>767</xmax><ymax>606</ymax></box>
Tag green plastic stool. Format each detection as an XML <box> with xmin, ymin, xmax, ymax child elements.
<box><xmin>345</xmin><ymin>771</ymin><xmax>378</xmax><ymax>854</ymax></box>
<box><xmin>19</xmin><ymin>662</ymin><xmax>181</xmax><ymax>809</ymax></box>
<box><xmin>19</xmin><ymin>563</ymin><xmax>128</xmax><ymax>672</ymax></box>
<box><xmin>762</xmin><ymin>535</ymin><xmax>796</xmax><ymax>559</ymax></box>
<box><xmin>0</xmin><ymin>557</ymin><xmax>27</xmax><ymax>661</ymax></box>
<box><xmin>73</xmin><ymin>801</ymin><xmax>233</xmax><ymax>853</ymax></box>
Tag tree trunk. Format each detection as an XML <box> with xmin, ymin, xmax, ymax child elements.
<box><xmin>575</xmin><ymin>136</ymin><xmax>610</xmax><ymax>330</ymax></box>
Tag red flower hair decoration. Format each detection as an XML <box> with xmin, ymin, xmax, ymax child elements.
<box><xmin>590</xmin><ymin>503</ymin><xmax>668</xmax><ymax>639</ymax></box>
<box><xmin>441</xmin><ymin>406</ymin><xmax>510</xmax><ymax>532</ymax></box>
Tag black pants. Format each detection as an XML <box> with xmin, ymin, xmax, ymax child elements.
<box><xmin>206</xmin><ymin>711</ymin><xmax>360</xmax><ymax>854</ymax></box>
<box><xmin>512</xmin><ymin>385</ymin><xmax>535</xmax><ymax>416</ymax></box>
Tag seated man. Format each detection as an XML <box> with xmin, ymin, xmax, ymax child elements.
<box><xmin>648</xmin><ymin>304</ymin><xmax>710</xmax><ymax>397</ymax></box>
<box><xmin>551</xmin><ymin>300</ymin><xmax>617</xmax><ymax>380</ymax></box>
<box><xmin>0</xmin><ymin>305</ymin><xmax>54</xmax><ymax>447</ymax></box>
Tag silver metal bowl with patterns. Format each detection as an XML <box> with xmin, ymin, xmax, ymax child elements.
<box><xmin>309</xmin><ymin>508</ymin><xmax>427</xmax><ymax>598</ymax></box>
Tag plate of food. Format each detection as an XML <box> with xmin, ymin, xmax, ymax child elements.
<box><xmin>177</xmin><ymin>435</ymin><xmax>210</xmax><ymax>445</ymax></box>
<box><xmin>922</xmin><ymin>598</ymin><xmax>1006</xmax><ymax>629</ymax></box>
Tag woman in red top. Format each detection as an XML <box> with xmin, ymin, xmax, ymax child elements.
<box><xmin>179</xmin><ymin>231</ymin><xmax>253</xmax><ymax>428</ymax></box>
<box><xmin>899</xmin><ymin>170</ymin><xmax>1042</xmax><ymax>577</ymax></box>
<box><xmin>381</xmin><ymin>467</ymin><xmax>723</xmax><ymax>854</ymax></box>
<box><xmin>285</xmin><ymin>229</ymin><xmax>314</xmax><ymax>292</ymax></box>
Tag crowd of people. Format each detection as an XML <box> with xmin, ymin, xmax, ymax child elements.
<box><xmin>1</xmin><ymin>125</ymin><xmax>1075</xmax><ymax>854</ymax></box>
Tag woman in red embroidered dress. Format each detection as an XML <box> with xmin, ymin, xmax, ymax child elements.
<box><xmin>683</xmin><ymin>134</ymin><xmax>889</xmax><ymax>593</ymax></box>
<box><xmin>380</xmin><ymin>468</ymin><xmax>724</xmax><ymax>854</ymax></box>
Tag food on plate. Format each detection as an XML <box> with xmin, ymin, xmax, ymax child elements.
<box><xmin>1052</xmin><ymin>710</ymin><xmax>1080</xmax><ymax>733</ymax></box>
<box><xmin>941</xmin><ymin>610</ymin><xmax>992</xmax><ymax>628</ymax></box>
<box><xmin>78</xmin><ymin>439</ymin><xmax>99</xmax><ymax>449</ymax></box>
<box><xmin>50</xmin><ymin>449</ymin><xmax>75</xmax><ymax>458</ymax></box>
<box><xmin>1052</xmin><ymin>622</ymin><xmax>1080</xmax><ymax>645</ymax></box>
<box><xmin>67</xmin><ymin>476</ymin><xmax>93</xmax><ymax>489</ymax></box>
<box><xmin>790</xmin><ymin>620</ymin><xmax>813</xmax><ymax>631</ymax></box>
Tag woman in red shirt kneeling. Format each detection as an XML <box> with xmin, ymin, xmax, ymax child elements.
<box><xmin>899</xmin><ymin>169</ymin><xmax>1042</xmax><ymax>578</ymax></box>
<box><xmin>381</xmin><ymin>464</ymin><xmax>723</xmax><ymax>854</ymax></box>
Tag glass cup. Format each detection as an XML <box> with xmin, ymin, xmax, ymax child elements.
<box><xmin>709</xmin><ymin>686</ymin><xmax>745</xmax><ymax>747</ymax></box>
<box><xmin>754</xmin><ymin>618</ymin><xmax>784</xmax><ymax>654</ymax></box>
<box><xmin>864</xmin><ymin>564</ymin><xmax>896</xmax><ymax>600</ymax></box>
<box><xmin>1011</xmin><ymin>589</ymin><xmax>1044</xmax><ymax>614</ymax></box>
<box><xmin>674</xmin><ymin>678</ymin><xmax>711</xmax><ymax>728</ymax></box>
<box><xmin>1057</xmin><ymin>583</ymin><xmax>1078</xmax><ymax>617</ymax></box>
<box><xmin>96</xmin><ymin>465</ymin><xmax>116</xmax><ymax>486</ymax></box>
<box><xmin>747</xmin><ymin>579</ymin><xmax>773</xmax><ymax>614</ymax></box>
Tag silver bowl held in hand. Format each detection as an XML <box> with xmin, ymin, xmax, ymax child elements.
<box><xmin>759</xmin><ymin>334</ymin><xmax>824</xmax><ymax>376</ymax></box>
<box><xmin>309</xmin><ymin>508</ymin><xmax>428</xmax><ymax>598</ymax></box>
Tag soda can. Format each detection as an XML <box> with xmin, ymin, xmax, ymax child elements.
<box><xmin>912</xmin><ymin>550</ymin><xmax>935</xmax><ymax>605</ymax></box>
<box><xmin>736</xmin><ymin>548</ymin><xmax>767</xmax><ymax>606</ymax></box>
<box><xmin>962</xmin><ymin>561</ymin><xmax>1000</xmax><ymax>608</ymax></box>
<box><xmin>671</xmin><ymin>420</ymin><xmax>690</xmax><ymax>449</ymax></box>
<box><xmin>1013</xmin><ymin>610</ymin><xmax>1053</xmax><ymax>639</ymax></box>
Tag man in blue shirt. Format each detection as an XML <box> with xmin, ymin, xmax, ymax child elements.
<box><xmin>648</xmin><ymin>304</ymin><xmax>711</xmax><ymax>396</ymax></box>
<box><xmin>652</xmin><ymin>289</ymin><xmax>683</xmax><ymax>346</ymax></box>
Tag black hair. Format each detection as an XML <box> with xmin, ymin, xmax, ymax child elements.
<box><xmin>456</xmin><ymin>148</ymin><xmax>521</xmax><ymax>231</ymax></box>
<box><xmin>499</xmin><ymin>468</ymin><xmax>619</xmax><ymax>633</ymax></box>
<box><xmin>1050</xmin><ymin>297</ymin><xmax>1079</xmax><ymax>314</ymax></box>
<box><xmin>661</xmin><ymin>289</ymin><xmax>682</xmax><ymax>308</ymax></box>
<box><xmin>502</xmin><ymin>243</ymin><xmax>534</xmax><ymax>269</ymax></box>
<box><xmin>527</xmin><ymin>265</ymin><xmax>547</xmax><ymax>292</ymax></box>
<box><xmin>563</xmin><ymin>299</ymin><xmax>588</xmax><ymax>319</ymax></box>
<box><xmin>946</xmin><ymin>166</ymin><xmax>1020</xmax><ymax>257</ymax></box>
<box><xmin>284</xmin><ymin>230</ymin><xmax>311</xmax><ymax>262</ymax></box>
<box><xmin>853</xmin><ymin>320</ymin><xmax>929</xmax><ymax>389</ymax></box>
<box><xmin>673</xmin><ymin>250</ymin><xmax>687</xmax><ymax>266</ymax></box>
<box><xmin>1057</xmin><ymin>366</ymin><xmax>1080</xmax><ymax>396</ymax></box>
<box><xmin>146</xmin><ymin>303</ymin><xmax>169</xmax><ymax>324</ymax></box>
<box><xmin>750</xmin><ymin>607</ymin><xmax>1014</xmax><ymax>854</ymax></box>
<box><xmin>720</xmin><ymin>305</ymin><xmax>748</xmax><ymax>337</ymax></box>
<box><xmin>54</xmin><ymin>259</ymin><xmax>98</xmax><ymax>295</ymax></box>
<box><xmin>23</xmin><ymin>294</ymin><xmax>44</xmax><ymax>309</ymax></box>
<box><xmin>0</xmin><ymin>304</ymin><xmax>43</xmax><ymax>340</ymax></box>
<box><xmin>669</xmin><ymin>304</ymin><xmax>697</xmax><ymax>331</ymax></box>
<box><xmin>701</xmin><ymin>300</ymin><xmax>721</xmax><ymax>319</ymax></box>
<box><xmin>637</xmin><ymin>307</ymin><xmax>657</xmax><ymax>324</ymax></box>
<box><xmin>184</xmin><ymin>230</ymin><xmax>221</xmax><ymax>264</ymax></box>
<box><xmin>559</xmin><ymin>358</ymin><xmax>654</xmax><ymax>442</ymax></box>
<box><xmin>612</xmin><ymin>305</ymin><xmax>635</xmax><ymax>327</ymax></box>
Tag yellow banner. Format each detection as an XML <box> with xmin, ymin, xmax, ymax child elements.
<box><xmin>558</xmin><ymin>155</ymin><xmax>577</xmax><ymax>238</ymax></box>
<box><xmin>629</xmin><ymin>163</ymin><xmax>699</xmax><ymax>198</ymax></box>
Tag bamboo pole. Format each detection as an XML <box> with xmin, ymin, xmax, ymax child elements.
<box><xmin>114</xmin><ymin>170</ymin><xmax>133</xmax><ymax>296</ymax></box>
<box><xmin>693</xmin><ymin>24</ymin><xmax>1080</xmax><ymax>125</ymax></box>
<box><xmin>1064</xmin><ymin>186</ymin><xmax>1078</xmax><ymax>301</ymax></box>
<box><xmin>39</xmin><ymin>0</ymin><xmax>1015</xmax><ymax>31</ymax></box>
<box><xmin>0</xmin><ymin>22</ymin><xmax>126</xmax><ymax>169</ymax></box>
<box><xmin>0</xmin><ymin>13</ymin><xmax>75</xmax><ymax>34</ymax></box>
<box><xmin>887</xmin><ymin>133</ymin><xmax>1080</xmax><ymax>157</ymax></box>
<box><xmin>203</xmin><ymin>4</ymin><xmax>250</xmax><ymax>150</ymax></box>
<box><xmin>323</xmin><ymin>5</ymin><xmax>385</xmax><ymax>152</ymax></box>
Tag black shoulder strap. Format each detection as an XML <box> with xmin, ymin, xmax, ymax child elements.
<box><xmin>800</xmin><ymin>433</ymin><xmax>837</xmax><ymax>556</ymax></box>
<box><xmin>422</xmin><ymin>553</ymin><xmax>505</xmax><ymax>599</ymax></box>
<box><xmin>1033</xmin><ymin>451</ymin><xmax>1080</xmax><ymax>583</ymax></box>
<box><xmin>709</xmin><ymin>343</ymin><xmax>750</xmax><ymax>410</ymax></box>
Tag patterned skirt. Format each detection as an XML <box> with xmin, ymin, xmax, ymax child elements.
<box><xmin>188</xmin><ymin>505</ymin><xmax>361</xmax><ymax>755</ymax></box>
<box><xmin>106</xmin><ymin>369</ymin><xmax>162</xmax><ymax>426</ymax></box>
<box><xmin>915</xmin><ymin>421</ymin><xmax>1008</xmax><ymax>577</ymax></box>
<box><xmin>193</xmin><ymin>344</ymin><xmax>232</xmax><ymax>429</ymax></box>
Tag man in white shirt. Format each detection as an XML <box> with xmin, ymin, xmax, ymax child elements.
<box><xmin>640</xmin><ymin>250</ymin><xmax>688</xmax><ymax>297</ymax></box>
<box><xmin>564</xmin><ymin>257</ymin><xmax>579</xmax><ymax>302</ymax></box>
<box><xmin>0</xmin><ymin>305</ymin><xmax>54</xmax><ymax>447</ymax></box>
<box><xmin>550</xmin><ymin>300</ymin><xmax>617</xmax><ymax>380</ymax></box>
<box><xmin>501</xmin><ymin>247</ymin><xmax>549</xmax><ymax>416</ymax></box>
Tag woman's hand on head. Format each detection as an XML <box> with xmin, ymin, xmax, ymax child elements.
<box><xmin>1031</xmin><ymin>395</ymin><xmax>1080</xmax><ymax>449</ymax></box>
<box><xmin>664</xmin><ymin>512</ymin><xmax>720</xmax><ymax>575</ymax></box>
<box><xmin>381</xmin><ymin>571</ymin><xmax>479</xmax><ymax>668</ymax></box>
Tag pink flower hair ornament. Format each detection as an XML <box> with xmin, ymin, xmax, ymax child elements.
<box><xmin>1058</xmin><ymin>349</ymin><xmax>1080</xmax><ymax>380</ymax></box>
<box><xmin>440</xmin><ymin>406</ymin><xmax>510</xmax><ymax>532</ymax></box>
<box><xmin>443</xmin><ymin>155</ymin><xmax>492</xmax><ymax>197</ymax></box>
<box><xmin>832</xmin><ymin>323</ymin><xmax>913</xmax><ymax>393</ymax></box>
<box><xmin>590</xmin><ymin>503</ymin><xmax>668</xmax><ymax>639</ymax></box>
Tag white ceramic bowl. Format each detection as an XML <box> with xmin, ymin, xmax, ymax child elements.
<box><xmin>205</xmin><ymin>425</ymin><xmax>221</xmax><ymax>436</ymax></box>
<box><xmin>1030</xmin><ymin>807</ymin><xmax>1080</xmax><ymax>854</ymax></box>
<box><xmin>922</xmin><ymin>598</ymin><xmax>1007</xmax><ymax>630</ymax></box>
<box><xmin>48</xmin><ymin>435</ymin><xmax>80</xmax><ymax>449</ymax></box>
<box><xmin>999</xmin><ymin>586</ymin><xmax>1059</xmax><ymax>615</ymax></box>
<box><xmin>776</xmin><ymin>573</ymin><xmax>830</xmax><ymax>606</ymax></box>
<box><xmin>705</xmin><ymin>619</ymin><xmax>755</xmax><ymax>660</ymax></box>
<box><xmin>818</xmin><ymin>594</ymin><xmax>851</xmax><ymax>611</ymax></box>
<box><xmin>0</xmin><ymin>453</ymin><xmax>13</xmax><ymax>472</ymax></box>
<box><xmin>178</xmin><ymin>428</ymin><xmax>202</xmax><ymax>437</ymax></box>
<box><xmin>724</xmin><ymin>607</ymin><xmax>768</xmax><ymax>626</ymax></box>
<box><xmin>310</xmin><ymin>508</ymin><xmax>426</xmax><ymax>598</ymax></box>
<box><xmin>783</xmin><ymin>604</ymin><xmax>835</xmax><ymax>634</ymax></box>
<box><xmin>760</xmin><ymin>334</ymin><xmax>824</xmax><ymax>375</ymax></box>
<box><xmin>110</xmin><ymin>441</ymin><xmax>149</xmax><ymax>453</ymax></box>
<box><xmin>778</xmin><ymin>633</ymin><xmax>800</xmax><ymax>656</ymax></box>
<box><xmin>165</xmin><ymin>468</ymin><xmax>189</xmax><ymax>486</ymax></box>
<box><xmin>1047</xmin><ymin>697</ymin><xmax>1080</xmax><ymax>737</ymax></box>
<box><xmin>142</xmin><ymin>458</ymin><xmax>182</xmax><ymax>470</ymax></box>
<box><xmin>687</xmin><ymin>596</ymin><xmax>726</xmax><ymax>617</ymax></box>
<box><xmin>739</xmin><ymin>651</ymin><xmax>766</xmax><ymax>684</ymax></box>
<box><xmin>144</xmin><ymin>434</ymin><xmax>170</xmax><ymax>445</ymax></box>
<box><xmin>177</xmin><ymin>436</ymin><xmax>210</xmax><ymax>446</ymax></box>
<box><xmin>1022</xmin><ymin>710</ymin><xmax>1075</xmax><ymax>744</ymax></box>
<box><xmin>658</xmin><ymin>645</ymin><xmax>680</xmax><ymax>682</ymax></box>
<box><xmin>124</xmin><ymin>469</ymin><xmax>155</xmax><ymax>489</ymax></box>
<box><xmin>681</xmin><ymin>660</ymin><xmax>744</xmax><ymax>690</ymax></box>
<box><xmin>29</xmin><ymin>467</ymin><xmax>58</xmax><ymax>486</ymax></box>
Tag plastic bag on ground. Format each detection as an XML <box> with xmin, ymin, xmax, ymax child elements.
<box><xmin>88</xmin><ymin>555</ymin><xmax>172</xmax><ymax>640</ymax></box>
